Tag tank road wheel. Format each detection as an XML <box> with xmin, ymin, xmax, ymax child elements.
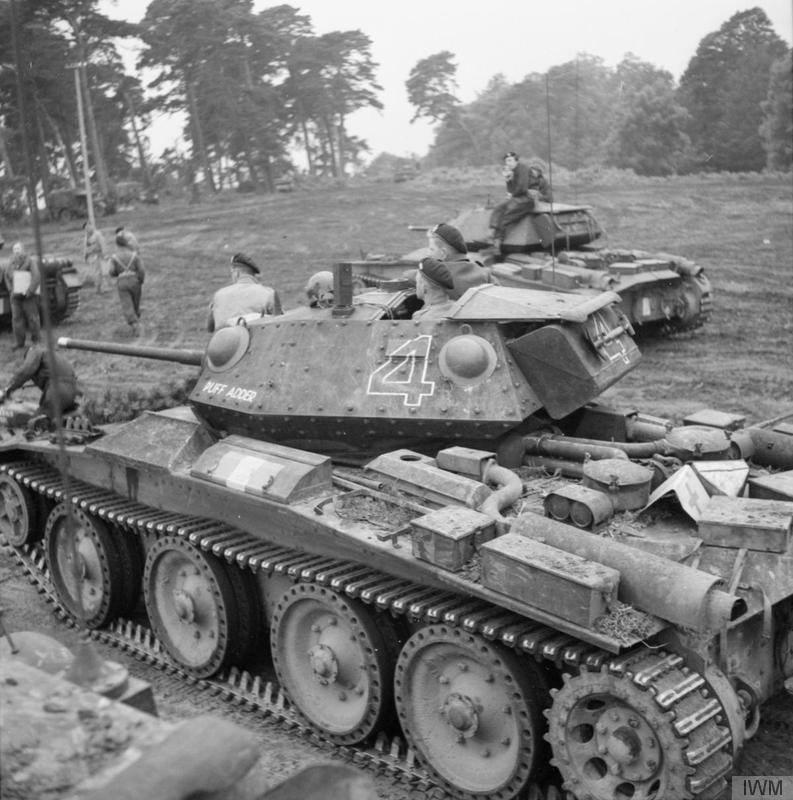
<box><xmin>0</xmin><ymin>473</ymin><xmax>39</xmax><ymax>546</ymax></box>
<box><xmin>547</xmin><ymin>666</ymin><xmax>726</xmax><ymax>800</ymax></box>
<box><xmin>44</xmin><ymin>503</ymin><xmax>142</xmax><ymax>628</ymax></box>
<box><xmin>394</xmin><ymin>625</ymin><xmax>549</xmax><ymax>800</ymax></box>
<box><xmin>144</xmin><ymin>535</ymin><xmax>252</xmax><ymax>678</ymax></box>
<box><xmin>270</xmin><ymin>583</ymin><xmax>402</xmax><ymax>745</ymax></box>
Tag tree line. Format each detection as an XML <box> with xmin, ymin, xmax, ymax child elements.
<box><xmin>0</xmin><ymin>0</ymin><xmax>382</xmax><ymax>215</ymax></box>
<box><xmin>0</xmin><ymin>2</ymin><xmax>790</xmax><ymax>221</ymax></box>
<box><xmin>408</xmin><ymin>8</ymin><xmax>791</xmax><ymax>175</ymax></box>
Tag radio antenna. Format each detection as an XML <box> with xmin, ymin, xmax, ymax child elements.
<box><xmin>545</xmin><ymin>72</ymin><xmax>556</xmax><ymax>274</ymax></box>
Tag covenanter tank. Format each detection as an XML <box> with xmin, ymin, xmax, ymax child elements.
<box><xmin>359</xmin><ymin>202</ymin><xmax>712</xmax><ymax>337</ymax></box>
<box><xmin>1</xmin><ymin>264</ymin><xmax>791</xmax><ymax>800</ymax></box>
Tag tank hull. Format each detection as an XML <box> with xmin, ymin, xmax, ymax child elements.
<box><xmin>3</xmin><ymin>403</ymin><xmax>793</xmax><ymax>800</ymax></box>
<box><xmin>3</xmin><ymin>275</ymin><xmax>789</xmax><ymax>800</ymax></box>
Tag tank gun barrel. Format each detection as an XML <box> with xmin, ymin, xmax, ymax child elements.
<box><xmin>57</xmin><ymin>337</ymin><xmax>203</xmax><ymax>366</ymax></box>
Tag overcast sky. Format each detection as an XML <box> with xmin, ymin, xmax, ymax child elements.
<box><xmin>102</xmin><ymin>0</ymin><xmax>793</xmax><ymax>160</ymax></box>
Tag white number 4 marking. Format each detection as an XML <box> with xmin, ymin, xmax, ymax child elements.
<box><xmin>367</xmin><ymin>334</ymin><xmax>436</xmax><ymax>407</ymax></box>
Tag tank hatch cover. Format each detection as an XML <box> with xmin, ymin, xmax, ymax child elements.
<box><xmin>444</xmin><ymin>285</ymin><xmax>621</xmax><ymax>323</ymax></box>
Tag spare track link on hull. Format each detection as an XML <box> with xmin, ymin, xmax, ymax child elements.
<box><xmin>0</xmin><ymin>459</ymin><xmax>734</xmax><ymax>800</ymax></box>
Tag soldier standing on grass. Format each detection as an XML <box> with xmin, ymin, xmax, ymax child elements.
<box><xmin>83</xmin><ymin>222</ymin><xmax>107</xmax><ymax>294</ymax></box>
<box><xmin>82</xmin><ymin>222</ymin><xmax>107</xmax><ymax>293</ymax></box>
<box><xmin>207</xmin><ymin>252</ymin><xmax>282</xmax><ymax>332</ymax></box>
<box><xmin>2</xmin><ymin>241</ymin><xmax>41</xmax><ymax>350</ymax></box>
<box><xmin>109</xmin><ymin>229</ymin><xmax>145</xmax><ymax>337</ymax></box>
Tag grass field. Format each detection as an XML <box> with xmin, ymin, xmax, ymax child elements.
<box><xmin>1</xmin><ymin>170</ymin><xmax>791</xmax><ymax>425</ymax></box>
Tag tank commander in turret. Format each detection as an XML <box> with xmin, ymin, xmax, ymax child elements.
<box><xmin>412</xmin><ymin>258</ymin><xmax>457</xmax><ymax>320</ymax></box>
<box><xmin>0</xmin><ymin>345</ymin><xmax>80</xmax><ymax>421</ymax></box>
<box><xmin>207</xmin><ymin>252</ymin><xmax>283</xmax><ymax>332</ymax></box>
<box><xmin>424</xmin><ymin>223</ymin><xmax>493</xmax><ymax>299</ymax></box>
<box><xmin>488</xmin><ymin>153</ymin><xmax>552</xmax><ymax>249</ymax></box>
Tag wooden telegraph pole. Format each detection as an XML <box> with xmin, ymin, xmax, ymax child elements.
<box><xmin>72</xmin><ymin>63</ymin><xmax>96</xmax><ymax>228</ymax></box>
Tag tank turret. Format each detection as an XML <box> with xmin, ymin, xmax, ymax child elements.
<box><xmin>60</xmin><ymin>263</ymin><xmax>639</xmax><ymax>459</ymax></box>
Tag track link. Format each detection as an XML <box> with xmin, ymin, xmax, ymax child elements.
<box><xmin>1</xmin><ymin>459</ymin><xmax>734</xmax><ymax>799</ymax></box>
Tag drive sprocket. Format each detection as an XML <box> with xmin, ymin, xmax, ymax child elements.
<box><xmin>546</xmin><ymin>658</ymin><xmax>731</xmax><ymax>800</ymax></box>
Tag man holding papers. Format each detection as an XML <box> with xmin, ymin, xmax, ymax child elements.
<box><xmin>2</xmin><ymin>241</ymin><xmax>41</xmax><ymax>349</ymax></box>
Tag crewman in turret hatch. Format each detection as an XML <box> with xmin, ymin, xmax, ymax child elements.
<box><xmin>207</xmin><ymin>252</ymin><xmax>282</xmax><ymax>332</ymax></box>
<box><xmin>412</xmin><ymin>258</ymin><xmax>457</xmax><ymax>320</ymax></box>
<box><xmin>424</xmin><ymin>223</ymin><xmax>493</xmax><ymax>299</ymax></box>
<box><xmin>305</xmin><ymin>270</ymin><xmax>334</xmax><ymax>308</ymax></box>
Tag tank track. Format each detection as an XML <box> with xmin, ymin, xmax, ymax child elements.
<box><xmin>1</xmin><ymin>459</ymin><xmax>733</xmax><ymax>800</ymax></box>
<box><xmin>61</xmin><ymin>284</ymin><xmax>81</xmax><ymax>321</ymax></box>
<box><xmin>42</xmin><ymin>276</ymin><xmax>80</xmax><ymax>324</ymax></box>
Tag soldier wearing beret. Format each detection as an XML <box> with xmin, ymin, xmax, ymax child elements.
<box><xmin>412</xmin><ymin>257</ymin><xmax>458</xmax><ymax>320</ymax></box>
<box><xmin>207</xmin><ymin>252</ymin><xmax>283</xmax><ymax>332</ymax></box>
<box><xmin>422</xmin><ymin>223</ymin><xmax>493</xmax><ymax>300</ymax></box>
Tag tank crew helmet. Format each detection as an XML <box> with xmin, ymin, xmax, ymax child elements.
<box><xmin>430</xmin><ymin>222</ymin><xmax>467</xmax><ymax>255</ymax></box>
<box><xmin>418</xmin><ymin>257</ymin><xmax>454</xmax><ymax>290</ymax></box>
<box><xmin>230</xmin><ymin>252</ymin><xmax>260</xmax><ymax>274</ymax></box>
<box><xmin>305</xmin><ymin>270</ymin><xmax>334</xmax><ymax>308</ymax></box>
<box><xmin>503</xmin><ymin>151</ymin><xmax>519</xmax><ymax>161</ymax></box>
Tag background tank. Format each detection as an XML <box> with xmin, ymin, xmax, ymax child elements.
<box><xmin>2</xmin><ymin>265</ymin><xmax>791</xmax><ymax>800</ymax></box>
<box><xmin>358</xmin><ymin>202</ymin><xmax>713</xmax><ymax>337</ymax></box>
<box><xmin>0</xmin><ymin>254</ymin><xmax>82</xmax><ymax>326</ymax></box>
<box><xmin>46</xmin><ymin>187</ymin><xmax>115</xmax><ymax>220</ymax></box>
